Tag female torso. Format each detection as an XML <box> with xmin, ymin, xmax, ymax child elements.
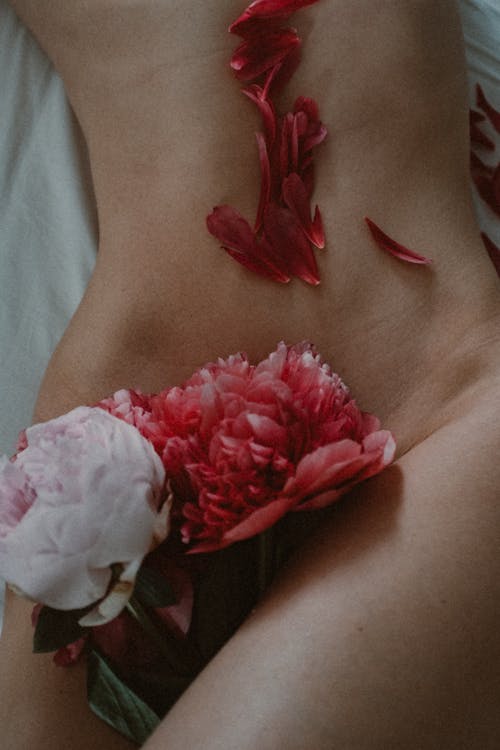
<box><xmin>2</xmin><ymin>1</ymin><xmax>500</xmax><ymax>747</ymax></box>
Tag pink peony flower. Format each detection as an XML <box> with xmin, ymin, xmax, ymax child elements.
<box><xmin>0</xmin><ymin>407</ymin><xmax>168</xmax><ymax>612</ymax></box>
<box><xmin>146</xmin><ymin>343</ymin><xmax>395</xmax><ymax>553</ymax></box>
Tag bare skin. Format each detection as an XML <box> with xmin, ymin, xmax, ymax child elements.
<box><xmin>1</xmin><ymin>1</ymin><xmax>500</xmax><ymax>747</ymax></box>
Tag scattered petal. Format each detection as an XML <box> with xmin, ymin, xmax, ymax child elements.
<box><xmin>364</xmin><ymin>217</ymin><xmax>433</xmax><ymax>265</ymax></box>
<box><xmin>255</xmin><ymin>132</ymin><xmax>272</xmax><ymax>231</ymax></box>
<box><xmin>243</xmin><ymin>85</ymin><xmax>277</xmax><ymax>144</ymax></box>
<box><xmin>282</xmin><ymin>172</ymin><xmax>325</xmax><ymax>248</ymax></box>
<box><xmin>229</xmin><ymin>0</ymin><xmax>319</xmax><ymax>36</ymax></box>
<box><xmin>230</xmin><ymin>28</ymin><xmax>300</xmax><ymax>81</ymax></box>
<box><xmin>263</xmin><ymin>203</ymin><xmax>321</xmax><ymax>284</ymax></box>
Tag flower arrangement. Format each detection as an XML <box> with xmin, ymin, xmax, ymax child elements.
<box><xmin>0</xmin><ymin>342</ymin><xmax>395</xmax><ymax>743</ymax></box>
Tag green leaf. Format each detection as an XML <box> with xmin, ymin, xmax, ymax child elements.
<box><xmin>87</xmin><ymin>649</ymin><xmax>160</xmax><ymax>746</ymax></box>
<box><xmin>134</xmin><ymin>566</ymin><xmax>177</xmax><ymax>608</ymax></box>
<box><xmin>33</xmin><ymin>606</ymin><xmax>86</xmax><ymax>653</ymax></box>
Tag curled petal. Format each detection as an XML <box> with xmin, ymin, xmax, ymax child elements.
<box><xmin>282</xmin><ymin>172</ymin><xmax>325</xmax><ymax>248</ymax></box>
<box><xmin>229</xmin><ymin>0</ymin><xmax>319</xmax><ymax>36</ymax></box>
<box><xmin>481</xmin><ymin>232</ymin><xmax>500</xmax><ymax>276</ymax></box>
<box><xmin>364</xmin><ymin>217</ymin><xmax>433</xmax><ymax>265</ymax></box>
<box><xmin>476</xmin><ymin>84</ymin><xmax>500</xmax><ymax>134</ymax></box>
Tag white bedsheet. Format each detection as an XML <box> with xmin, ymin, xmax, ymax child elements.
<box><xmin>0</xmin><ymin>0</ymin><xmax>499</xmax><ymax>623</ymax></box>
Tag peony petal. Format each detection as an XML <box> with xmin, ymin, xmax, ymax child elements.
<box><xmin>282</xmin><ymin>172</ymin><xmax>325</xmax><ymax>248</ymax></box>
<box><xmin>206</xmin><ymin>205</ymin><xmax>290</xmax><ymax>282</ymax></box>
<box><xmin>476</xmin><ymin>83</ymin><xmax>500</xmax><ymax>134</ymax></box>
<box><xmin>283</xmin><ymin>439</ymin><xmax>362</xmax><ymax>498</ymax></box>
<box><xmin>364</xmin><ymin>217</ymin><xmax>433</xmax><ymax>265</ymax></box>
<box><xmin>230</xmin><ymin>28</ymin><xmax>300</xmax><ymax>82</ymax></box>
<box><xmin>229</xmin><ymin>0</ymin><xmax>319</xmax><ymax>37</ymax></box>
<box><xmin>263</xmin><ymin>203</ymin><xmax>321</xmax><ymax>284</ymax></box>
<box><xmin>470</xmin><ymin>151</ymin><xmax>494</xmax><ymax>180</ymax></box>
<box><xmin>255</xmin><ymin>132</ymin><xmax>272</xmax><ymax>231</ymax></box>
<box><xmin>243</xmin><ymin>85</ymin><xmax>277</xmax><ymax>145</ymax></box>
<box><xmin>481</xmin><ymin>232</ymin><xmax>500</xmax><ymax>276</ymax></box>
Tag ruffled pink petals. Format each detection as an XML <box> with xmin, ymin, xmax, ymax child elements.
<box><xmin>476</xmin><ymin>84</ymin><xmax>500</xmax><ymax>134</ymax></box>
<box><xmin>364</xmin><ymin>217</ymin><xmax>433</xmax><ymax>265</ymax></box>
<box><xmin>206</xmin><ymin>205</ymin><xmax>290</xmax><ymax>282</ymax></box>
<box><xmin>282</xmin><ymin>172</ymin><xmax>325</xmax><ymax>248</ymax></box>
<box><xmin>481</xmin><ymin>232</ymin><xmax>500</xmax><ymax>276</ymax></box>
<box><xmin>229</xmin><ymin>0</ymin><xmax>319</xmax><ymax>36</ymax></box>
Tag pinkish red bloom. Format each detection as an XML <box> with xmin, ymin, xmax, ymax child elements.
<box><xmin>476</xmin><ymin>84</ymin><xmax>500</xmax><ymax>134</ymax></box>
<box><xmin>364</xmin><ymin>217</ymin><xmax>433</xmax><ymax>265</ymax></box>
<box><xmin>150</xmin><ymin>342</ymin><xmax>395</xmax><ymax>553</ymax></box>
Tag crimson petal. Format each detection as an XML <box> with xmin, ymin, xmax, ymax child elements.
<box><xmin>364</xmin><ymin>217</ymin><xmax>433</xmax><ymax>265</ymax></box>
<box><xmin>476</xmin><ymin>83</ymin><xmax>500</xmax><ymax>134</ymax></box>
<box><xmin>481</xmin><ymin>232</ymin><xmax>500</xmax><ymax>276</ymax></box>
<box><xmin>243</xmin><ymin>84</ymin><xmax>277</xmax><ymax>145</ymax></box>
<box><xmin>230</xmin><ymin>28</ymin><xmax>300</xmax><ymax>81</ymax></box>
<box><xmin>282</xmin><ymin>172</ymin><xmax>325</xmax><ymax>248</ymax></box>
<box><xmin>470</xmin><ymin>120</ymin><xmax>495</xmax><ymax>151</ymax></box>
<box><xmin>470</xmin><ymin>151</ymin><xmax>494</xmax><ymax>180</ymax></box>
<box><xmin>230</xmin><ymin>0</ymin><xmax>319</xmax><ymax>36</ymax></box>
<box><xmin>207</xmin><ymin>205</ymin><xmax>289</xmax><ymax>282</ymax></box>
<box><xmin>263</xmin><ymin>202</ymin><xmax>321</xmax><ymax>284</ymax></box>
<box><xmin>255</xmin><ymin>132</ymin><xmax>271</xmax><ymax>231</ymax></box>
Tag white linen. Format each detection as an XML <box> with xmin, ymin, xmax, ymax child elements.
<box><xmin>0</xmin><ymin>0</ymin><xmax>499</xmax><ymax>624</ymax></box>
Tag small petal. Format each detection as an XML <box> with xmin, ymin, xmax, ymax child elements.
<box><xmin>476</xmin><ymin>84</ymin><xmax>500</xmax><ymax>134</ymax></box>
<box><xmin>282</xmin><ymin>172</ymin><xmax>325</xmax><ymax>248</ymax></box>
<box><xmin>229</xmin><ymin>0</ymin><xmax>319</xmax><ymax>36</ymax></box>
<box><xmin>473</xmin><ymin>174</ymin><xmax>500</xmax><ymax>217</ymax></box>
<box><xmin>263</xmin><ymin>203</ymin><xmax>321</xmax><ymax>284</ymax></box>
<box><xmin>207</xmin><ymin>205</ymin><xmax>290</xmax><ymax>282</ymax></box>
<box><xmin>230</xmin><ymin>28</ymin><xmax>300</xmax><ymax>82</ymax></box>
<box><xmin>255</xmin><ymin>132</ymin><xmax>272</xmax><ymax>231</ymax></box>
<box><xmin>243</xmin><ymin>85</ymin><xmax>277</xmax><ymax>144</ymax></box>
<box><xmin>364</xmin><ymin>217</ymin><xmax>433</xmax><ymax>265</ymax></box>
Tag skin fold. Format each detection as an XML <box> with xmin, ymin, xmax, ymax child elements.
<box><xmin>1</xmin><ymin>1</ymin><xmax>499</xmax><ymax>747</ymax></box>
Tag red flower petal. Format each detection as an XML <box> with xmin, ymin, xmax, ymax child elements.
<box><xmin>493</xmin><ymin>162</ymin><xmax>500</xmax><ymax>208</ymax></box>
<box><xmin>242</xmin><ymin>84</ymin><xmax>277</xmax><ymax>145</ymax></box>
<box><xmin>263</xmin><ymin>202</ymin><xmax>321</xmax><ymax>284</ymax></box>
<box><xmin>481</xmin><ymin>232</ymin><xmax>500</xmax><ymax>276</ymax></box>
<box><xmin>206</xmin><ymin>205</ymin><xmax>290</xmax><ymax>282</ymax></box>
<box><xmin>255</xmin><ymin>132</ymin><xmax>272</xmax><ymax>231</ymax></box>
<box><xmin>470</xmin><ymin>120</ymin><xmax>495</xmax><ymax>151</ymax></box>
<box><xmin>282</xmin><ymin>172</ymin><xmax>325</xmax><ymax>248</ymax></box>
<box><xmin>230</xmin><ymin>28</ymin><xmax>300</xmax><ymax>81</ymax></box>
<box><xmin>229</xmin><ymin>0</ymin><xmax>319</xmax><ymax>37</ymax></box>
<box><xmin>364</xmin><ymin>217</ymin><xmax>433</xmax><ymax>265</ymax></box>
<box><xmin>469</xmin><ymin>108</ymin><xmax>486</xmax><ymax>125</ymax></box>
<box><xmin>476</xmin><ymin>83</ymin><xmax>500</xmax><ymax>134</ymax></box>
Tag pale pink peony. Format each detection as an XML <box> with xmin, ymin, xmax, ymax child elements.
<box><xmin>0</xmin><ymin>407</ymin><xmax>168</xmax><ymax>611</ymax></box>
<box><xmin>136</xmin><ymin>342</ymin><xmax>395</xmax><ymax>553</ymax></box>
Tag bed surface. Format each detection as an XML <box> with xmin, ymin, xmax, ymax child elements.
<box><xmin>0</xmin><ymin>0</ymin><xmax>499</xmax><ymax>621</ymax></box>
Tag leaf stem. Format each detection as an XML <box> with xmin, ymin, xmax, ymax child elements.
<box><xmin>126</xmin><ymin>596</ymin><xmax>200</xmax><ymax>677</ymax></box>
